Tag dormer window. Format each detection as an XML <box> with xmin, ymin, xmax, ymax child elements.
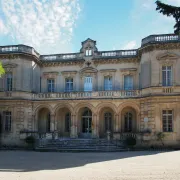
<box><xmin>85</xmin><ymin>48</ymin><xmax>92</xmax><ymax>56</ymax></box>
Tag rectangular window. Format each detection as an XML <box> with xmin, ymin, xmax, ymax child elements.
<box><xmin>6</xmin><ymin>73</ymin><xmax>12</xmax><ymax>91</ymax></box>
<box><xmin>104</xmin><ymin>76</ymin><xmax>112</xmax><ymax>90</ymax></box>
<box><xmin>84</xmin><ymin>77</ymin><xmax>92</xmax><ymax>91</ymax></box>
<box><xmin>65</xmin><ymin>78</ymin><xmax>73</xmax><ymax>92</ymax></box>
<box><xmin>4</xmin><ymin>111</ymin><xmax>11</xmax><ymax>132</ymax></box>
<box><xmin>162</xmin><ymin>110</ymin><xmax>173</xmax><ymax>132</ymax></box>
<box><xmin>162</xmin><ymin>66</ymin><xmax>172</xmax><ymax>86</ymax></box>
<box><xmin>47</xmin><ymin>79</ymin><xmax>55</xmax><ymax>92</ymax></box>
<box><xmin>124</xmin><ymin>75</ymin><xmax>133</xmax><ymax>90</ymax></box>
<box><xmin>85</xmin><ymin>49</ymin><xmax>92</xmax><ymax>56</ymax></box>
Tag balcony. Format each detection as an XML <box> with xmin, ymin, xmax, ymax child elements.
<box><xmin>141</xmin><ymin>34</ymin><xmax>180</xmax><ymax>46</ymax></box>
<box><xmin>0</xmin><ymin>45</ymin><xmax>40</xmax><ymax>58</ymax></box>
<box><xmin>1</xmin><ymin>86</ymin><xmax>180</xmax><ymax>100</ymax></box>
<box><xmin>32</xmin><ymin>90</ymin><xmax>141</xmax><ymax>100</ymax></box>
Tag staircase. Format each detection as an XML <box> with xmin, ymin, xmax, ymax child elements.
<box><xmin>35</xmin><ymin>138</ymin><xmax>127</xmax><ymax>152</ymax></box>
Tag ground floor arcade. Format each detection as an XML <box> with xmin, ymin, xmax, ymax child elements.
<box><xmin>35</xmin><ymin>104</ymin><xmax>139</xmax><ymax>138</ymax></box>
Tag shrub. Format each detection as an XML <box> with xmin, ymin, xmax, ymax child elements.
<box><xmin>125</xmin><ymin>136</ymin><xmax>136</xmax><ymax>147</ymax></box>
<box><xmin>25</xmin><ymin>136</ymin><xmax>36</xmax><ymax>146</ymax></box>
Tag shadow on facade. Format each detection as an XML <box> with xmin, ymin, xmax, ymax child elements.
<box><xmin>0</xmin><ymin>151</ymin><xmax>173</xmax><ymax>172</ymax></box>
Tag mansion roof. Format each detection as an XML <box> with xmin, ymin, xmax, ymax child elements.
<box><xmin>0</xmin><ymin>34</ymin><xmax>180</xmax><ymax>65</ymax></box>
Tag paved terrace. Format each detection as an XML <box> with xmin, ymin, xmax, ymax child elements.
<box><xmin>0</xmin><ymin>151</ymin><xmax>180</xmax><ymax>180</ymax></box>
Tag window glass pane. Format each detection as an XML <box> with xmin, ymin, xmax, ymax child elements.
<box><xmin>65</xmin><ymin>78</ymin><xmax>73</xmax><ymax>91</ymax></box>
<box><xmin>124</xmin><ymin>75</ymin><xmax>133</xmax><ymax>90</ymax></box>
<box><xmin>162</xmin><ymin>66</ymin><xmax>172</xmax><ymax>86</ymax></box>
<box><xmin>162</xmin><ymin>110</ymin><xmax>173</xmax><ymax>132</ymax></box>
<box><xmin>65</xmin><ymin>113</ymin><xmax>71</xmax><ymax>132</ymax></box>
<box><xmin>47</xmin><ymin>79</ymin><xmax>55</xmax><ymax>92</ymax></box>
<box><xmin>4</xmin><ymin>111</ymin><xmax>11</xmax><ymax>132</ymax></box>
<box><xmin>104</xmin><ymin>77</ymin><xmax>112</xmax><ymax>90</ymax></box>
<box><xmin>6</xmin><ymin>73</ymin><xmax>12</xmax><ymax>91</ymax></box>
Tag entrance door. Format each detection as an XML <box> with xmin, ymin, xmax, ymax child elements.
<box><xmin>81</xmin><ymin>109</ymin><xmax>92</xmax><ymax>138</ymax></box>
<box><xmin>82</xmin><ymin>117</ymin><xmax>92</xmax><ymax>133</ymax></box>
<box><xmin>84</xmin><ymin>77</ymin><xmax>92</xmax><ymax>91</ymax></box>
<box><xmin>124</xmin><ymin>112</ymin><xmax>133</xmax><ymax>132</ymax></box>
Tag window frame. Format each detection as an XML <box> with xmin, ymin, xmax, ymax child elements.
<box><xmin>85</xmin><ymin>49</ymin><xmax>92</xmax><ymax>56</ymax></box>
<box><xmin>124</xmin><ymin>75</ymin><xmax>133</xmax><ymax>90</ymax></box>
<box><xmin>6</xmin><ymin>73</ymin><xmax>13</xmax><ymax>91</ymax></box>
<box><xmin>4</xmin><ymin>111</ymin><xmax>12</xmax><ymax>132</ymax></box>
<box><xmin>47</xmin><ymin>79</ymin><xmax>55</xmax><ymax>93</ymax></box>
<box><xmin>65</xmin><ymin>78</ymin><xmax>73</xmax><ymax>92</ymax></box>
<box><xmin>104</xmin><ymin>76</ymin><xmax>113</xmax><ymax>91</ymax></box>
<box><xmin>65</xmin><ymin>113</ymin><xmax>71</xmax><ymax>132</ymax></box>
<box><xmin>162</xmin><ymin>110</ymin><xmax>173</xmax><ymax>132</ymax></box>
<box><xmin>162</xmin><ymin>65</ymin><xmax>172</xmax><ymax>87</ymax></box>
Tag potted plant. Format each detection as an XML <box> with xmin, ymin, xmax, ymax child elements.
<box><xmin>24</xmin><ymin>135</ymin><xmax>36</xmax><ymax>149</ymax></box>
<box><xmin>156</xmin><ymin>132</ymin><xmax>166</xmax><ymax>146</ymax></box>
<box><xmin>125</xmin><ymin>136</ymin><xmax>136</xmax><ymax>149</ymax></box>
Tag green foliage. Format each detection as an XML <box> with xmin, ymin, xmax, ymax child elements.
<box><xmin>156</xmin><ymin>132</ymin><xmax>166</xmax><ymax>146</ymax></box>
<box><xmin>0</xmin><ymin>62</ymin><xmax>5</xmax><ymax>77</ymax></box>
<box><xmin>125</xmin><ymin>136</ymin><xmax>136</xmax><ymax>147</ymax></box>
<box><xmin>25</xmin><ymin>136</ymin><xmax>36</xmax><ymax>145</ymax></box>
<box><xmin>156</xmin><ymin>1</ymin><xmax>180</xmax><ymax>34</ymax></box>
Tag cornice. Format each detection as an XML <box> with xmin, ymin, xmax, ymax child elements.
<box><xmin>139</xmin><ymin>42</ymin><xmax>180</xmax><ymax>55</ymax></box>
<box><xmin>92</xmin><ymin>57</ymin><xmax>139</xmax><ymax>66</ymax></box>
<box><xmin>41</xmin><ymin>61</ymin><xmax>84</xmax><ymax>67</ymax></box>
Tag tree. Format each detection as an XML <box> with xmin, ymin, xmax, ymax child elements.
<box><xmin>0</xmin><ymin>62</ymin><xmax>5</xmax><ymax>77</ymax></box>
<box><xmin>156</xmin><ymin>0</ymin><xmax>180</xmax><ymax>34</ymax></box>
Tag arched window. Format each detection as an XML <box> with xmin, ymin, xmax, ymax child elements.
<box><xmin>65</xmin><ymin>113</ymin><xmax>71</xmax><ymax>132</ymax></box>
<box><xmin>124</xmin><ymin>112</ymin><xmax>132</xmax><ymax>132</ymax></box>
<box><xmin>104</xmin><ymin>112</ymin><xmax>112</xmax><ymax>132</ymax></box>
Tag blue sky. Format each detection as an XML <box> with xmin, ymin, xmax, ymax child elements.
<box><xmin>0</xmin><ymin>0</ymin><xmax>179</xmax><ymax>54</ymax></box>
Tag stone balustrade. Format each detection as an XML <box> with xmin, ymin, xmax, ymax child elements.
<box><xmin>40</xmin><ymin>52</ymin><xmax>81</xmax><ymax>61</ymax></box>
<box><xmin>0</xmin><ymin>87</ymin><xmax>180</xmax><ymax>100</ymax></box>
<box><xmin>32</xmin><ymin>90</ymin><xmax>141</xmax><ymax>100</ymax></box>
<box><xmin>96</xmin><ymin>50</ymin><xmax>138</xmax><ymax>58</ymax></box>
<box><xmin>0</xmin><ymin>45</ymin><xmax>40</xmax><ymax>58</ymax></box>
<box><xmin>141</xmin><ymin>34</ymin><xmax>180</xmax><ymax>46</ymax></box>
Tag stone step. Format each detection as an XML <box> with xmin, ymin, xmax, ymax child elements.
<box><xmin>36</xmin><ymin>138</ymin><xmax>125</xmax><ymax>152</ymax></box>
<box><xmin>36</xmin><ymin>147</ymin><xmax>127</xmax><ymax>152</ymax></box>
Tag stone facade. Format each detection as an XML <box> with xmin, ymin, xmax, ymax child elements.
<box><xmin>0</xmin><ymin>34</ymin><xmax>180</xmax><ymax>146</ymax></box>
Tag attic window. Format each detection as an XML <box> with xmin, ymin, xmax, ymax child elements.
<box><xmin>85</xmin><ymin>49</ymin><xmax>92</xmax><ymax>56</ymax></box>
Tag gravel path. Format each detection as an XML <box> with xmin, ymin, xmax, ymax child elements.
<box><xmin>0</xmin><ymin>151</ymin><xmax>180</xmax><ymax>180</ymax></box>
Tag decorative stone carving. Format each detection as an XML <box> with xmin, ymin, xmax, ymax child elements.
<box><xmin>100</xmin><ymin>69</ymin><xmax>116</xmax><ymax>77</ymax></box>
<box><xmin>79</xmin><ymin>67</ymin><xmax>97</xmax><ymax>78</ymax></box>
<box><xmin>3</xmin><ymin>63</ymin><xmax>18</xmax><ymax>72</ymax></box>
<box><xmin>120</xmin><ymin>68</ymin><xmax>137</xmax><ymax>75</ymax></box>
<box><xmin>61</xmin><ymin>71</ymin><xmax>77</xmax><ymax>78</ymax></box>
<box><xmin>157</xmin><ymin>52</ymin><xmax>178</xmax><ymax>65</ymax></box>
<box><xmin>43</xmin><ymin>72</ymin><xmax>59</xmax><ymax>79</ymax></box>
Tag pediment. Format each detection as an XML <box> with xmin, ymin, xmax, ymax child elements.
<box><xmin>156</xmin><ymin>52</ymin><xmax>179</xmax><ymax>61</ymax></box>
<box><xmin>79</xmin><ymin>67</ymin><xmax>98</xmax><ymax>74</ymax></box>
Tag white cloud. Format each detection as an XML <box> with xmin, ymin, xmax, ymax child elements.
<box><xmin>0</xmin><ymin>0</ymin><xmax>81</xmax><ymax>54</ymax></box>
<box><xmin>122</xmin><ymin>41</ymin><xmax>137</xmax><ymax>50</ymax></box>
<box><xmin>0</xmin><ymin>19</ymin><xmax>7</xmax><ymax>34</ymax></box>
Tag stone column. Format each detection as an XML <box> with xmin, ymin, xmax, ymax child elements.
<box><xmin>92</xmin><ymin>114</ymin><xmax>99</xmax><ymax>138</ymax></box>
<box><xmin>32</xmin><ymin>115</ymin><xmax>36</xmax><ymax>131</ymax></box>
<box><xmin>114</xmin><ymin>114</ymin><xmax>119</xmax><ymax>132</ymax></box>
<box><xmin>70</xmin><ymin>114</ymin><xmax>78</xmax><ymax>138</ymax></box>
<box><xmin>50</xmin><ymin>114</ymin><xmax>55</xmax><ymax>132</ymax></box>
